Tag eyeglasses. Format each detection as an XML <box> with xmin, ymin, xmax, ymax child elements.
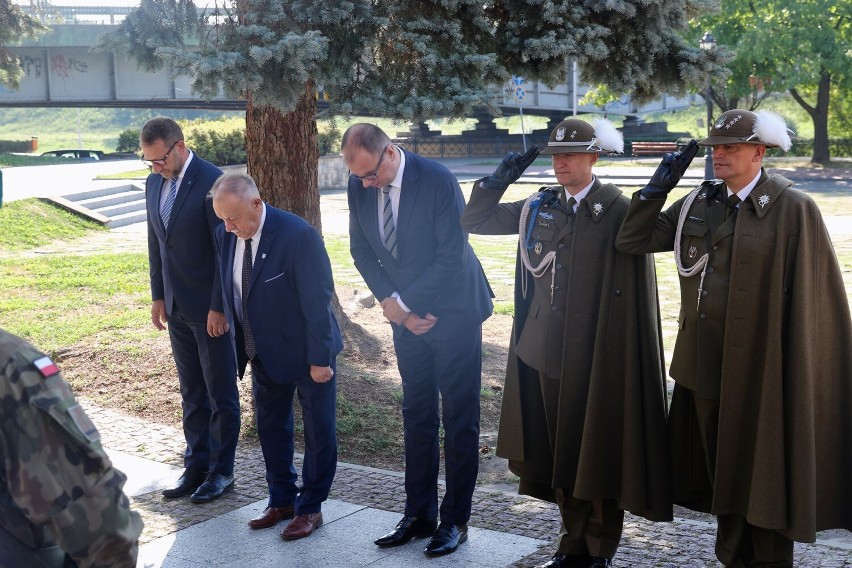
<box><xmin>141</xmin><ymin>140</ymin><xmax>180</xmax><ymax>167</ymax></box>
<box><xmin>349</xmin><ymin>144</ymin><xmax>390</xmax><ymax>181</ymax></box>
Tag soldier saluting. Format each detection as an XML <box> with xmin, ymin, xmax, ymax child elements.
<box><xmin>462</xmin><ymin>118</ymin><xmax>672</xmax><ymax>568</ymax></box>
<box><xmin>617</xmin><ymin>109</ymin><xmax>852</xmax><ymax>567</ymax></box>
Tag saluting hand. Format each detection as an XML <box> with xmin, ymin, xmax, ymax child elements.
<box><xmin>479</xmin><ymin>146</ymin><xmax>540</xmax><ymax>191</ymax></box>
<box><xmin>640</xmin><ymin>139</ymin><xmax>700</xmax><ymax>199</ymax></box>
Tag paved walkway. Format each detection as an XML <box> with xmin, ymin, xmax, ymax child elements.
<box><xmin>6</xmin><ymin>159</ymin><xmax>851</xmax><ymax>566</ymax></box>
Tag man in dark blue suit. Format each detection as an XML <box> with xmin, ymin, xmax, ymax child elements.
<box><xmin>210</xmin><ymin>173</ymin><xmax>342</xmax><ymax>541</ymax></box>
<box><xmin>142</xmin><ymin>117</ymin><xmax>240</xmax><ymax>504</ymax></box>
<box><xmin>343</xmin><ymin>124</ymin><xmax>493</xmax><ymax>557</ymax></box>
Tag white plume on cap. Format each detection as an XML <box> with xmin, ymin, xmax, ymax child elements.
<box><xmin>590</xmin><ymin>117</ymin><xmax>624</xmax><ymax>154</ymax></box>
<box><xmin>753</xmin><ymin>109</ymin><xmax>792</xmax><ymax>151</ymax></box>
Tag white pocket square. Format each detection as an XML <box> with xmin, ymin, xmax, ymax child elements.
<box><xmin>264</xmin><ymin>272</ymin><xmax>285</xmax><ymax>283</ymax></box>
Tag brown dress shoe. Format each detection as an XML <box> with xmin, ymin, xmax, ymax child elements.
<box><xmin>280</xmin><ymin>512</ymin><xmax>323</xmax><ymax>540</ymax></box>
<box><xmin>248</xmin><ymin>505</ymin><xmax>295</xmax><ymax>529</ymax></box>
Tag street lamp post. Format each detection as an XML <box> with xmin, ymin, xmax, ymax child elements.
<box><xmin>699</xmin><ymin>31</ymin><xmax>717</xmax><ymax>180</ymax></box>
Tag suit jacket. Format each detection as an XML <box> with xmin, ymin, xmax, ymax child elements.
<box><xmin>215</xmin><ymin>205</ymin><xmax>343</xmax><ymax>381</ymax></box>
<box><xmin>347</xmin><ymin>149</ymin><xmax>492</xmax><ymax>329</ymax></box>
<box><xmin>146</xmin><ymin>152</ymin><xmax>224</xmax><ymax>321</ymax></box>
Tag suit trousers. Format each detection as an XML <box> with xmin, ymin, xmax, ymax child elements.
<box><xmin>167</xmin><ymin>304</ymin><xmax>240</xmax><ymax>476</ymax></box>
<box><xmin>674</xmin><ymin>386</ymin><xmax>794</xmax><ymax>567</ymax></box>
<box><xmin>393</xmin><ymin>313</ymin><xmax>482</xmax><ymax>525</ymax></box>
<box><xmin>539</xmin><ymin>373</ymin><xmax>623</xmax><ymax>558</ymax></box>
<box><xmin>250</xmin><ymin>356</ymin><xmax>337</xmax><ymax>515</ymax></box>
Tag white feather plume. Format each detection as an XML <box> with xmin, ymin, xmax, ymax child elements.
<box><xmin>753</xmin><ymin>109</ymin><xmax>792</xmax><ymax>151</ymax></box>
<box><xmin>591</xmin><ymin>117</ymin><xmax>624</xmax><ymax>154</ymax></box>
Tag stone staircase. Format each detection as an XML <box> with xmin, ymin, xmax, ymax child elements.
<box><xmin>45</xmin><ymin>183</ymin><xmax>147</xmax><ymax>228</ymax></box>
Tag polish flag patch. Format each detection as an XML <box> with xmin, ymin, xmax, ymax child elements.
<box><xmin>33</xmin><ymin>356</ymin><xmax>60</xmax><ymax>377</ymax></box>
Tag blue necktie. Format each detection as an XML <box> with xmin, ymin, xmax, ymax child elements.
<box><xmin>242</xmin><ymin>238</ymin><xmax>256</xmax><ymax>360</ymax></box>
<box><xmin>161</xmin><ymin>178</ymin><xmax>178</xmax><ymax>228</ymax></box>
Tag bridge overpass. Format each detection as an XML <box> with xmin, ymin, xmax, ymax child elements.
<box><xmin>2</xmin><ymin>5</ymin><xmax>697</xmax><ymax>119</ymax></box>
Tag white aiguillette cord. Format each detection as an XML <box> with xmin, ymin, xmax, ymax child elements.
<box><xmin>674</xmin><ymin>187</ymin><xmax>710</xmax><ymax>311</ymax></box>
<box><xmin>518</xmin><ymin>193</ymin><xmax>557</xmax><ymax>303</ymax></box>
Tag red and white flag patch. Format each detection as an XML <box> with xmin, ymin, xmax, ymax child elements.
<box><xmin>33</xmin><ymin>356</ymin><xmax>60</xmax><ymax>377</ymax></box>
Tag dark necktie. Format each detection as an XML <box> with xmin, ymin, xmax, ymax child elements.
<box><xmin>242</xmin><ymin>238</ymin><xmax>256</xmax><ymax>360</ymax></box>
<box><xmin>725</xmin><ymin>194</ymin><xmax>741</xmax><ymax>219</ymax></box>
<box><xmin>565</xmin><ymin>196</ymin><xmax>576</xmax><ymax>216</ymax></box>
<box><xmin>382</xmin><ymin>185</ymin><xmax>398</xmax><ymax>258</ymax></box>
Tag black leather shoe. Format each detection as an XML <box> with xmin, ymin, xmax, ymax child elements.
<box><xmin>585</xmin><ymin>558</ymin><xmax>611</xmax><ymax>568</ymax></box>
<box><xmin>162</xmin><ymin>468</ymin><xmax>206</xmax><ymax>498</ymax></box>
<box><xmin>374</xmin><ymin>516</ymin><xmax>438</xmax><ymax>547</ymax></box>
<box><xmin>535</xmin><ymin>553</ymin><xmax>593</xmax><ymax>568</ymax></box>
<box><xmin>189</xmin><ymin>472</ymin><xmax>235</xmax><ymax>503</ymax></box>
<box><xmin>424</xmin><ymin>522</ymin><xmax>468</xmax><ymax>557</ymax></box>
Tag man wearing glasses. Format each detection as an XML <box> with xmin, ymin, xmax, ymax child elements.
<box><xmin>342</xmin><ymin>124</ymin><xmax>493</xmax><ymax>557</ymax></box>
<box><xmin>141</xmin><ymin>116</ymin><xmax>241</xmax><ymax>504</ymax></box>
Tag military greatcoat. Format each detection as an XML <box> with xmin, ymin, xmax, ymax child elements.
<box><xmin>461</xmin><ymin>180</ymin><xmax>672</xmax><ymax>522</ymax></box>
<box><xmin>0</xmin><ymin>330</ymin><xmax>143</xmax><ymax>567</ymax></box>
<box><xmin>616</xmin><ymin>170</ymin><xmax>852</xmax><ymax>542</ymax></box>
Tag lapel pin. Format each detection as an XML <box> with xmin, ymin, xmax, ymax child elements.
<box><xmin>758</xmin><ymin>194</ymin><xmax>770</xmax><ymax>208</ymax></box>
<box><xmin>593</xmin><ymin>203</ymin><xmax>603</xmax><ymax>216</ymax></box>
<box><xmin>261</xmin><ymin>253</ymin><xmax>267</xmax><ymax>259</ymax></box>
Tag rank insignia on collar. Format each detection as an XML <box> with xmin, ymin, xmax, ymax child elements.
<box><xmin>688</xmin><ymin>245</ymin><xmax>698</xmax><ymax>259</ymax></box>
<box><xmin>758</xmin><ymin>194</ymin><xmax>770</xmax><ymax>208</ymax></box>
<box><xmin>593</xmin><ymin>202</ymin><xmax>603</xmax><ymax>216</ymax></box>
<box><xmin>534</xmin><ymin>241</ymin><xmax>543</xmax><ymax>255</ymax></box>
<box><xmin>696</xmin><ymin>192</ymin><xmax>707</xmax><ymax>202</ymax></box>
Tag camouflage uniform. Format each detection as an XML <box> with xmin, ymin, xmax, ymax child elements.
<box><xmin>0</xmin><ymin>329</ymin><xmax>143</xmax><ymax>568</ymax></box>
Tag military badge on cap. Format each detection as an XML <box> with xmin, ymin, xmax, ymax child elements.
<box><xmin>699</xmin><ymin>109</ymin><xmax>792</xmax><ymax>150</ymax></box>
<box><xmin>555</xmin><ymin>127</ymin><xmax>566</xmax><ymax>141</ymax></box>
<box><xmin>540</xmin><ymin>117</ymin><xmax>624</xmax><ymax>155</ymax></box>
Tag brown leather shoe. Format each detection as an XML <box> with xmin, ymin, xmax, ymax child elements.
<box><xmin>248</xmin><ymin>505</ymin><xmax>295</xmax><ymax>529</ymax></box>
<box><xmin>280</xmin><ymin>512</ymin><xmax>323</xmax><ymax>541</ymax></box>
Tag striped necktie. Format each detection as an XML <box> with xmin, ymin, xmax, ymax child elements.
<box><xmin>382</xmin><ymin>185</ymin><xmax>397</xmax><ymax>259</ymax></box>
<box><xmin>161</xmin><ymin>177</ymin><xmax>178</xmax><ymax>228</ymax></box>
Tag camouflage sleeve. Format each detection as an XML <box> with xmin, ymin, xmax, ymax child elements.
<box><xmin>1</xmin><ymin>344</ymin><xmax>143</xmax><ymax>568</ymax></box>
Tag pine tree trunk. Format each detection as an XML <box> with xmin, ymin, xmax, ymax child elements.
<box><xmin>244</xmin><ymin>80</ymin><xmax>322</xmax><ymax>231</ymax></box>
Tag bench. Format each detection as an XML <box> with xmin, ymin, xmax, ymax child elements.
<box><xmin>631</xmin><ymin>141</ymin><xmax>678</xmax><ymax>157</ymax></box>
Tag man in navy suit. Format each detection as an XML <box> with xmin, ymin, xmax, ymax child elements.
<box><xmin>210</xmin><ymin>172</ymin><xmax>342</xmax><ymax>541</ymax></box>
<box><xmin>142</xmin><ymin>117</ymin><xmax>240</xmax><ymax>504</ymax></box>
<box><xmin>343</xmin><ymin>124</ymin><xmax>493</xmax><ymax>557</ymax></box>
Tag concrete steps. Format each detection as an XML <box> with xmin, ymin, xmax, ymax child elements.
<box><xmin>44</xmin><ymin>182</ymin><xmax>147</xmax><ymax>228</ymax></box>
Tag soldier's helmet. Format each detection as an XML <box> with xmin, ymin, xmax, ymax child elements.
<box><xmin>540</xmin><ymin>118</ymin><xmax>624</xmax><ymax>155</ymax></box>
<box><xmin>699</xmin><ymin>109</ymin><xmax>792</xmax><ymax>150</ymax></box>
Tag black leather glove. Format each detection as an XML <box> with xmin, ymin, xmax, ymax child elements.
<box><xmin>640</xmin><ymin>139</ymin><xmax>700</xmax><ymax>199</ymax></box>
<box><xmin>479</xmin><ymin>146</ymin><xmax>540</xmax><ymax>191</ymax></box>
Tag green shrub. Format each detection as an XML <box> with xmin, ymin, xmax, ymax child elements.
<box><xmin>116</xmin><ymin>128</ymin><xmax>140</xmax><ymax>153</ymax></box>
<box><xmin>317</xmin><ymin>127</ymin><xmax>341</xmax><ymax>155</ymax></box>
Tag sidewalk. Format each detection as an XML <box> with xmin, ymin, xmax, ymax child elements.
<box><xmin>87</xmin><ymin>400</ymin><xmax>852</xmax><ymax>567</ymax></box>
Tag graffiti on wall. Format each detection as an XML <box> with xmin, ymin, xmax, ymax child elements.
<box><xmin>51</xmin><ymin>54</ymin><xmax>89</xmax><ymax>79</ymax></box>
<box><xmin>19</xmin><ymin>55</ymin><xmax>44</xmax><ymax>78</ymax></box>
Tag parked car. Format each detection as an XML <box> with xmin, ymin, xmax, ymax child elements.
<box><xmin>41</xmin><ymin>149</ymin><xmax>105</xmax><ymax>161</ymax></box>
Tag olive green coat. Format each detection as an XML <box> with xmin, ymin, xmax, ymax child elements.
<box><xmin>616</xmin><ymin>170</ymin><xmax>852</xmax><ymax>542</ymax></box>
<box><xmin>462</xmin><ymin>180</ymin><xmax>673</xmax><ymax>522</ymax></box>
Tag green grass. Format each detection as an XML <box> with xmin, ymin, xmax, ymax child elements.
<box><xmin>0</xmin><ymin>198</ymin><xmax>107</xmax><ymax>249</ymax></box>
<box><xmin>95</xmin><ymin>168</ymin><xmax>150</xmax><ymax>180</ymax></box>
<box><xmin>0</xmin><ymin>252</ymin><xmax>150</xmax><ymax>352</ymax></box>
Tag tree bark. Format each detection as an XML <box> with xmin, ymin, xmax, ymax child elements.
<box><xmin>244</xmin><ymin>80</ymin><xmax>322</xmax><ymax>230</ymax></box>
<box><xmin>789</xmin><ymin>71</ymin><xmax>832</xmax><ymax>165</ymax></box>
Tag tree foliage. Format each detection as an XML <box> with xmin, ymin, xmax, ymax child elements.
<box><xmin>697</xmin><ymin>0</ymin><xmax>851</xmax><ymax>163</ymax></box>
<box><xmin>98</xmin><ymin>0</ymin><xmax>721</xmax><ymax>220</ymax></box>
<box><xmin>0</xmin><ymin>0</ymin><xmax>48</xmax><ymax>88</ymax></box>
